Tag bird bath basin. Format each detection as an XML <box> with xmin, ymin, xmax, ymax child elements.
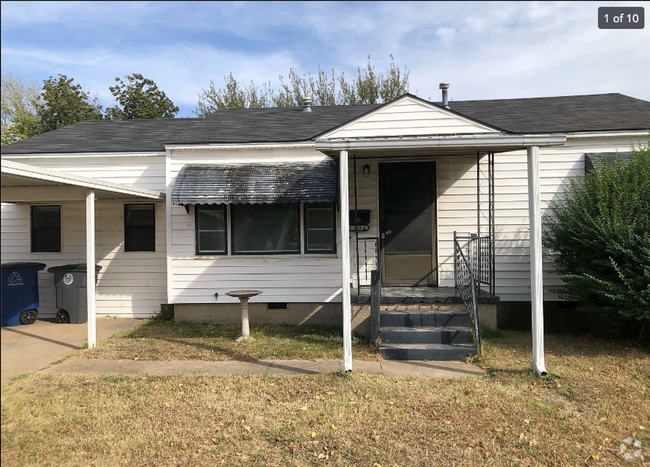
<box><xmin>226</xmin><ymin>290</ymin><xmax>263</xmax><ymax>341</ymax></box>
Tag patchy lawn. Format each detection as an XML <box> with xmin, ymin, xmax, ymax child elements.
<box><xmin>1</xmin><ymin>331</ymin><xmax>648</xmax><ymax>467</ymax></box>
<box><xmin>78</xmin><ymin>319</ymin><xmax>381</xmax><ymax>362</ymax></box>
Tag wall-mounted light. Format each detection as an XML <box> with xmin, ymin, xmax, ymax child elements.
<box><xmin>362</xmin><ymin>164</ymin><xmax>370</xmax><ymax>177</ymax></box>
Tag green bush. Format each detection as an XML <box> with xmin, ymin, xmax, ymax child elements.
<box><xmin>543</xmin><ymin>141</ymin><xmax>650</xmax><ymax>339</ymax></box>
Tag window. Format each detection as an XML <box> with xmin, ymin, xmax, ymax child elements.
<box><xmin>195</xmin><ymin>205</ymin><xmax>227</xmax><ymax>255</ymax></box>
<box><xmin>31</xmin><ymin>205</ymin><xmax>61</xmax><ymax>253</ymax></box>
<box><xmin>305</xmin><ymin>202</ymin><xmax>336</xmax><ymax>253</ymax></box>
<box><xmin>232</xmin><ymin>203</ymin><xmax>299</xmax><ymax>254</ymax></box>
<box><xmin>124</xmin><ymin>204</ymin><xmax>156</xmax><ymax>252</ymax></box>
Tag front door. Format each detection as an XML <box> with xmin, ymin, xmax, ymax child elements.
<box><xmin>379</xmin><ymin>162</ymin><xmax>437</xmax><ymax>285</ymax></box>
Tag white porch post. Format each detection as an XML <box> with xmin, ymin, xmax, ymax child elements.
<box><xmin>86</xmin><ymin>189</ymin><xmax>97</xmax><ymax>349</ymax></box>
<box><xmin>526</xmin><ymin>146</ymin><xmax>547</xmax><ymax>375</ymax></box>
<box><xmin>339</xmin><ymin>150</ymin><xmax>353</xmax><ymax>373</ymax></box>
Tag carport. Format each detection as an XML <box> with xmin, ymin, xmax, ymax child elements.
<box><xmin>1</xmin><ymin>160</ymin><xmax>164</xmax><ymax>347</ymax></box>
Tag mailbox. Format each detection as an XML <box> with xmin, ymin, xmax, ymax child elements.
<box><xmin>350</xmin><ymin>209</ymin><xmax>371</xmax><ymax>230</ymax></box>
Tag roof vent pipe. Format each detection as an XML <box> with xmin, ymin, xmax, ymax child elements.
<box><xmin>303</xmin><ymin>96</ymin><xmax>313</xmax><ymax>112</ymax></box>
<box><xmin>439</xmin><ymin>82</ymin><xmax>450</xmax><ymax>109</ymax></box>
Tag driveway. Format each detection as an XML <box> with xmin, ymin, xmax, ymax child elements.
<box><xmin>1</xmin><ymin>318</ymin><xmax>144</xmax><ymax>385</ymax></box>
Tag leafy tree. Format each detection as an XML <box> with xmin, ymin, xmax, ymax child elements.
<box><xmin>543</xmin><ymin>141</ymin><xmax>650</xmax><ymax>340</ymax></box>
<box><xmin>312</xmin><ymin>67</ymin><xmax>337</xmax><ymax>107</ymax></box>
<box><xmin>1</xmin><ymin>73</ymin><xmax>41</xmax><ymax>145</ymax></box>
<box><xmin>195</xmin><ymin>55</ymin><xmax>409</xmax><ymax>115</ymax></box>
<box><xmin>379</xmin><ymin>55</ymin><xmax>410</xmax><ymax>103</ymax></box>
<box><xmin>36</xmin><ymin>74</ymin><xmax>103</xmax><ymax>133</ymax></box>
<box><xmin>106</xmin><ymin>73</ymin><xmax>179</xmax><ymax>120</ymax></box>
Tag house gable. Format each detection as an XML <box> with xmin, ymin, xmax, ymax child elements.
<box><xmin>318</xmin><ymin>95</ymin><xmax>502</xmax><ymax>140</ymax></box>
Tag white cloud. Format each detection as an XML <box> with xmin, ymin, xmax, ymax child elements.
<box><xmin>1</xmin><ymin>0</ymin><xmax>648</xmax><ymax>114</ymax></box>
<box><xmin>1</xmin><ymin>43</ymin><xmax>300</xmax><ymax>112</ymax></box>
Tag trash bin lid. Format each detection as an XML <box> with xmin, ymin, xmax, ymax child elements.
<box><xmin>47</xmin><ymin>263</ymin><xmax>102</xmax><ymax>273</ymax></box>
<box><xmin>1</xmin><ymin>262</ymin><xmax>46</xmax><ymax>270</ymax></box>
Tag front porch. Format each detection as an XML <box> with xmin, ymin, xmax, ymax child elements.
<box><xmin>318</xmin><ymin>125</ymin><xmax>566</xmax><ymax>371</ymax></box>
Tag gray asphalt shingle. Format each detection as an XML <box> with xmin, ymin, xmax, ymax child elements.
<box><xmin>448</xmin><ymin>93</ymin><xmax>650</xmax><ymax>134</ymax></box>
<box><xmin>2</xmin><ymin>93</ymin><xmax>648</xmax><ymax>155</ymax></box>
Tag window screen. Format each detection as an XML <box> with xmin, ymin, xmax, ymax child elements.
<box><xmin>195</xmin><ymin>205</ymin><xmax>227</xmax><ymax>254</ymax></box>
<box><xmin>124</xmin><ymin>204</ymin><xmax>156</xmax><ymax>252</ymax></box>
<box><xmin>305</xmin><ymin>203</ymin><xmax>336</xmax><ymax>253</ymax></box>
<box><xmin>31</xmin><ymin>205</ymin><xmax>61</xmax><ymax>253</ymax></box>
<box><xmin>232</xmin><ymin>204</ymin><xmax>299</xmax><ymax>254</ymax></box>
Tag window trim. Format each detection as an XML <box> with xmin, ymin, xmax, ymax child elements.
<box><xmin>195</xmin><ymin>204</ymin><xmax>228</xmax><ymax>256</ymax></box>
<box><xmin>30</xmin><ymin>204</ymin><xmax>62</xmax><ymax>253</ymax></box>
<box><xmin>304</xmin><ymin>202</ymin><xmax>337</xmax><ymax>254</ymax></box>
<box><xmin>192</xmin><ymin>202</ymin><xmax>338</xmax><ymax>257</ymax></box>
<box><xmin>231</xmin><ymin>203</ymin><xmax>301</xmax><ymax>255</ymax></box>
<box><xmin>124</xmin><ymin>203</ymin><xmax>156</xmax><ymax>253</ymax></box>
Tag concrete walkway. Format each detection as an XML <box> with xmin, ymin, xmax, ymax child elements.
<box><xmin>1</xmin><ymin>318</ymin><xmax>144</xmax><ymax>385</ymax></box>
<box><xmin>41</xmin><ymin>358</ymin><xmax>485</xmax><ymax>378</ymax></box>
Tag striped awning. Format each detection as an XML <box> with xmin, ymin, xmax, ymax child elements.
<box><xmin>171</xmin><ymin>159</ymin><xmax>338</xmax><ymax>205</ymax></box>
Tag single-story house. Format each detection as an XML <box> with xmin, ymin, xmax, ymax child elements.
<box><xmin>2</xmin><ymin>89</ymin><xmax>649</xmax><ymax>373</ymax></box>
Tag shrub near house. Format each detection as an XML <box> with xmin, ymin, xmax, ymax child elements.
<box><xmin>544</xmin><ymin>142</ymin><xmax>650</xmax><ymax>340</ymax></box>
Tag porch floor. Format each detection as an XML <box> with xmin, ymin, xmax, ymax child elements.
<box><xmin>351</xmin><ymin>286</ymin><xmax>499</xmax><ymax>304</ymax></box>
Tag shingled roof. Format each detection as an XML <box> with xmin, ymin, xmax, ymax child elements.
<box><xmin>448</xmin><ymin>93</ymin><xmax>650</xmax><ymax>134</ymax></box>
<box><xmin>0</xmin><ymin>105</ymin><xmax>379</xmax><ymax>154</ymax></box>
<box><xmin>2</xmin><ymin>93</ymin><xmax>648</xmax><ymax>155</ymax></box>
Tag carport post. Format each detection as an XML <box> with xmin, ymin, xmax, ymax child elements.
<box><xmin>527</xmin><ymin>146</ymin><xmax>547</xmax><ymax>376</ymax></box>
<box><xmin>86</xmin><ymin>189</ymin><xmax>97</xmax><ymax>348</ymax></box>
<box><xmin>339</xmin><ymin>150</ymin><xmax>352</xmax><ymax>373</ymax></box>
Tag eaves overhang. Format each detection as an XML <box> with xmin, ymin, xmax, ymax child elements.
<box><xmin>315</xmin><ymin>133</ymin><xmax>567</xmax><ymax>156</ymax></box>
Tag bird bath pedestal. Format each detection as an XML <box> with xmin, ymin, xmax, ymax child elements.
<box><xmin>226</xmin><ymin>290</ymin><xmax>262</xmax><ymax>342</ymax></box>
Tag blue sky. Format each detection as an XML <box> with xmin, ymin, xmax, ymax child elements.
<box><xmin>2</xmin><ymin>1</ymin><xmax>648</xmax><ymax>117</ymax></box>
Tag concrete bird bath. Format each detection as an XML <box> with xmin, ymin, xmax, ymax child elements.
<box><xmin>226</xmin><ymin>290</ymin><xmax>262</xmax><ymax>341</ymax></box>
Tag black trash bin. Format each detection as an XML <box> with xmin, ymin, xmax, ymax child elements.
<box><xmin>1</xmin><ymin>262</ymin><xmax>46</xmax><ymax>326</ymax></box>
<box><xmin>47</xmin><ymin>264</ymin><xmax>102</xmax><ymax>324</ymax></box>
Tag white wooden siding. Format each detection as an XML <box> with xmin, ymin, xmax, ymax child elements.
<box><xmin>1</xmin><ymin>200</ymin><xmax>167</xmax><ymax>319</ymax></box>
<box><xmin>168</xmin><ymin>147</ymin><xmax>344</xmax><ymax>305</ymax></box>
<box><xmin>321</xmin><ymin>97</ymin><xmax>498</xmax><ymax>139</ymax></box>
<box><xmin>167</xmin><ymin>135</ymin><xmax>644</xmax><ymax>305</ymax></box>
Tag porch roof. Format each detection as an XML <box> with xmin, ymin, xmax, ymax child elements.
<box><xmin>1</xmin><ymin>160</ymin><xmax>165</xmax><ymax>202</ymax></box>
<box><xmin>314</xmin><ymin>133</ymin><xmax>567</xmax><ymax>156</ymax></box>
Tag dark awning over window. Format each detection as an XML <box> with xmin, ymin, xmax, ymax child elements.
<box><xmin>171</xmin><ymin>159</ymin><xmax>338</xmax><ymax>205</ymax></box>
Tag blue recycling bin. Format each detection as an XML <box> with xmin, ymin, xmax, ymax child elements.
<box><xmin>1</xmin><ymin>262</ymin><xmax>47</xmax><ymax>326</ymax></box>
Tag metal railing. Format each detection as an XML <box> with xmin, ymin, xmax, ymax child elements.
<box><xmin>454</xmin><ymin>232</ymin><xmax>494</xmax><ymax>296</ymax></box>
<box><xmin>351</xmin><ymin>236</ymin><xmax>382</xmax><ymax>344</ymax></box>
<box><xmin>353</xmin><ymin>237</ymin><xmax>380</xmax><ymax>290</ymax></box>
<box><xmin>454</xmin><ymin>231</ymin><xmax>491</xmax><ymax>352</ymax></box>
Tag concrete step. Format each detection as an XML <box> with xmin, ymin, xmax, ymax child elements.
<box><xmin>379</xmin><ymin>326</ymin><xmax>473</xmax><ymax>344</ymax></box>
<box><xmin>379</xmin><ymin>343</ymin><xmax>477</xmax><ymax>361</ymax></box>
<box><xmin>378</xmin><ymin>303</ymin><xmax>467</xmax><ymax>312</ymax></box>
<box><xmin>379</xmin><ymin>311</ymin><xmax>470</xmax><ymax>328</ymax></box>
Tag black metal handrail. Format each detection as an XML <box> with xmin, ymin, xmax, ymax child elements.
<box><xmin>454</xmin><ymin>233</ymin><xmax>494</xmax><ymax>294</ymax></box>
<box><xmin>454</xmin><ymin>232</ymin><xmax>482</xmax><ymax>353</ymax></box>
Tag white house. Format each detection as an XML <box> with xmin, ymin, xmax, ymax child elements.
<box><xmin>2</xmin><ymin>90</ymin><xmax>648</xmax><ymax>372</ymax></box>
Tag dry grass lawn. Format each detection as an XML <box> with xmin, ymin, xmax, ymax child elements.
<box><xmin>1</xmin><ymin>330</ymin><xmax>649</xmax><ymax>467</ymax></box>
<box><xmin>78</xmin><ymin>320</ymin><xmax>381</xmax><ymax>361</ymax></box>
